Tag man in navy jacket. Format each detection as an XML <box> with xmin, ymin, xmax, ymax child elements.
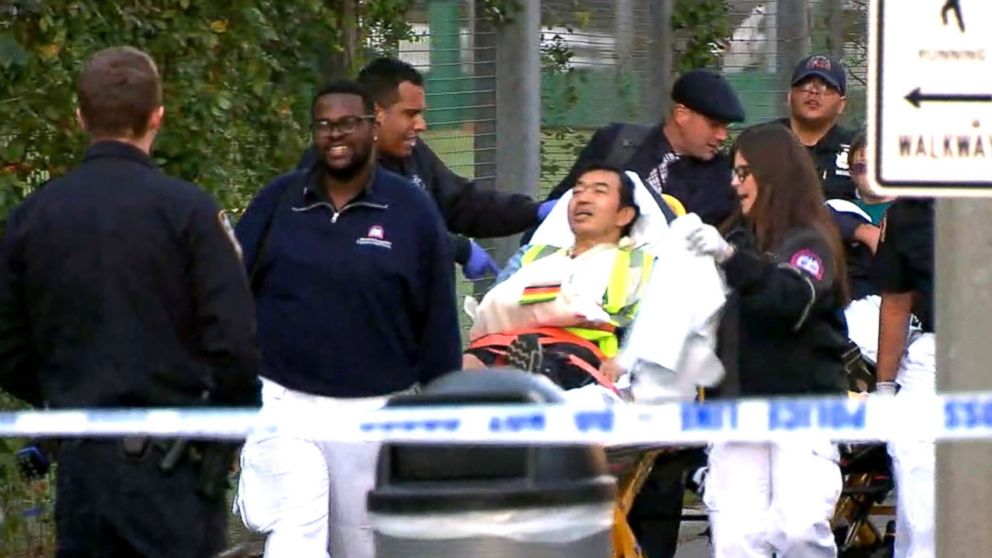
<box><xmin>234</xmin><ymin>80</ymin><xmax>461</xmax><ymax>558</ymax></box>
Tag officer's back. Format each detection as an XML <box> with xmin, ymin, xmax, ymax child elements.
<box><xmin>6</xmin><ymin>140</ymin><xmax>257</xmax><ymax>408</ymax></box>
<box><xmin>0</xmin><ymin>47</ymin><xmax>258</xmax><ymax>412</ymax></box>
<box><xmin>0</xmin><ymin>46</ymin><xmax>259</xmax><ymax>558</ymax></box>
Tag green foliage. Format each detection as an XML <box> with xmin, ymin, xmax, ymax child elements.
<box><xmin>480</xmin><ymin>0</ymin><xmax>523</xmax><ymax>25</ymax></box>
<box><xmin>0</xmin><ymin>1</ymin><xmax>415</xmax><ymax>219</ymax></box>
<box><xmin>672</xmin><ymin>0</ymin><xmax>730</xmax><ymax>71</ymax></box>
<box><xmin>363</xmin><ymin>0</ymin><xmax>416</xmax><ymax>55</ymax></box>
<box><xmin>0</xmin><ymin>1</ymin><xmax>342</xmax><ymax>215</ymax></box>
<box><xmin>537</xmin><ymin>7</ymin><xmax>585</xmax><ymax>188</ymax></box>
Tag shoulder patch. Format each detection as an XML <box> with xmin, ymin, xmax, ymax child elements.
<box><xmin>790</xmin><ymin>249</ymin><xmax>824</xmax><ymax>280</ymax></box>
<box><xmin>217</xmin><ymin>209</ymin><xmax>243</xmax><ymax>260</ymax></box>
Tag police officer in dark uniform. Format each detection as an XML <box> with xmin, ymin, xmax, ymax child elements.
<box><xmin>871</xmin><ymin>198</ymin><xmax>936</xmax><ymax>558</ymax></box>
<box><xmin>542</xmin><ymin>69</ymin><xmax>746</xmax><ymax>558</ymax></box>
<box><xmin>0</xmin><ymin>46</ymin><xmax>260</xmax><ymax>558</ymax></box>
<box><xmin>298</xmin><ymin>57</ymin><xmax>554</xmax><ymax>279</ymax></box>
<box><xmin>545</xmin><ymin>70</ymin><xmax>745</xmax><ymax>228</ymax></box>
<box><xmin>777</xmin><ymin>54</ymin><xmax>857</xmax><ymax>201</ymax></box>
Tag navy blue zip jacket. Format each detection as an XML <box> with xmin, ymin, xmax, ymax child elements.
<box><xmin>235</xmin><ymin>166</ymin><xmax>462</xmax><ymax>397</ymax></box>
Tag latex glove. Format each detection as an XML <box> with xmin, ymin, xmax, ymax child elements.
<box><xmin>875</xmin><ymin>381</ymin><xmax>897</xmax><ymax>396</ymax></box>
<box><xmin>463</xmin><ymin>241</ymin><xmax>500</xmax><ymax>279</ymax></box>
<box><xmin>537</xmin><ymin>199</ymin><xmax>557</xmax><ymax>221</ymax></box>
<box><xmin>686</xmin><ymin>223</ymin><xmax>735</xmax><ymax>264</ymax></box>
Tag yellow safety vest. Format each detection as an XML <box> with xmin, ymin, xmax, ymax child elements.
<box><xmin>517</xmin><ymin>243</ymin><xmax>654</xmax><ymax>357</ymax></box>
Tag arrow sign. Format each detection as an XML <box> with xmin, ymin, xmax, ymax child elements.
<box><xmin>905</xmin><ymin>87</ymin><xmax>992</xmax><ymax>108</ymax></box>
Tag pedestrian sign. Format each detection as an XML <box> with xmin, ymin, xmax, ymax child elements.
<box><xmin>867</xmin><ymin>0</ymin><xmax>992</xmax><ymax>196</ymax></box>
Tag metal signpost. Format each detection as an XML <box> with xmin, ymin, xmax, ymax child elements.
<box><xmin>868</xmin><ymin>1</ymin><xmax>992</xmax><ymax>555</ymax></box>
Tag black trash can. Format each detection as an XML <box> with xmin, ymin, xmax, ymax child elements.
<box><xmin>367</xmin><ymin>369</ymin><xmax>617</xmax><ymax>558</ymax></box>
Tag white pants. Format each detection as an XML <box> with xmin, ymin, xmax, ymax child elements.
<box><xmin>889</xmin><ymin>333</ymin><xmax>936</xmax><ymax>558</ymax></box>
<box><xmin>234</xmin><ymin>378</ymin><xmax>387</xmax><ymax>558</ymax></box>
<box><xmin>704</xmin><ymin>440</ymin><xmax>842</xmax><ymax>557</ymax></box>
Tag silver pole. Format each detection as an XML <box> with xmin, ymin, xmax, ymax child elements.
<box><xmin>491</xmin><ymin>0</ymin><xmax>541</xmax><ymax>263</ymax></box>
<box><xmin>936</xmin><ymin>198</ymin><xmax>992</xmax><ymax>556</ymax></box>
<box><xmin>644</xmin><ymin>0</ymin><xmax>674</xmax><ymax>122</ymax></box>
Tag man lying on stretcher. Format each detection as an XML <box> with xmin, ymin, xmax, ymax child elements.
<box><xmin>463</xmin><ymin>162</ymin><xmax>686</xmax><ymax>394</ymax></box>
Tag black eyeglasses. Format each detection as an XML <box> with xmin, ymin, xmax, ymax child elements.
<box><xmin>850</xmin><ymin>162</ymin><xmax>867</xmax><ymax>176</ymax></box>
<box><xmin>312</xmin><ymin>115</ymin><xmax>375</xmax><ymax>136</ymax></box>
<box><xmin>732</xmin><ymin>165</ymin><xmax>752</xmax><ymax>182</ymax></box>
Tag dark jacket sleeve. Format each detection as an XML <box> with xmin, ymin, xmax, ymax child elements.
<box><xmin>0</xmin><ymin>206</ymin><xmax>42</xmax><ymax>406</ymax></box>
<box><xmin>188</xmin><ymin>194</ymin><xmax>262</xmax><ymax>407</ymax></box>
<box><xmin>448</xmin><ymin>232</ymin><xmax>472</xmax><ymax>266</ymax></box>
<box><xmin>417</xmin><ymin>201</ymin><xmax>463</xmax><ymax>384</ymax></box>
<box><xmin>546</xmin><ymin>124</ymin><xmax>620</xmax><ymax>201</ymax></box>
<box><xmin>417</xmin><ymin>142</ymin><xmax>540</xmax><ymax>238</ymax></box>
<box><xmin>721</xmin><ymin>229</ymin><xmax>838</xmax><ymax>331</ymax></box>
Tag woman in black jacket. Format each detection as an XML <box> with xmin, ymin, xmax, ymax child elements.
<box><xmin>680</xmin><ymin>122</ymin><xmax>849</xmax><ymax>557</ymax></box>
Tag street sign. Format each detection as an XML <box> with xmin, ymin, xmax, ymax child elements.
<box><xmin>867</xmin><ymin>0</ymin><xmax>992</xmax><ymax>196</ymax></box>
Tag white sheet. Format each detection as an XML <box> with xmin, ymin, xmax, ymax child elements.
<box><xmin>502</xmin><ymin>171</ymin><xmax>729</xmax><ymax>401</ymax></box>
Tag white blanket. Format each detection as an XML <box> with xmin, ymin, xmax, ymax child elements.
<box><xmin>528</xmin><ymin>171</ymin><xmax>729</xmax><ymax>401</ymax></box>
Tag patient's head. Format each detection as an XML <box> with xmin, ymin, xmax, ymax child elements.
<box><xmin>567</xmin><ymin>163</ymin><xmax>640</xmax><ymax>248</ymax></box>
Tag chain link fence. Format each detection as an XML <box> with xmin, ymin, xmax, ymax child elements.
<box><xmin>719</xmin><ymin>0</ymin><xmax>868</xmax><ymax>129</ymax></box>
<box><xmin>387</xmin><ymin>0</ymin><xmax>870</xmax><ymax>334</ymax></box>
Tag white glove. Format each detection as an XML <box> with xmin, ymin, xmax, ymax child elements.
<box><xmin>686</xmin><ymin>223</ymin><xmax>735</xmax><ymax>263</ymax></box>
<box><xmin>875</xmin><ymin>381</ymin><xmax>897</xmax><ymax>396</ymax></box>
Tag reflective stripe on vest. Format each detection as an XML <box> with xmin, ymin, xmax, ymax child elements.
<box><xmin>518</xmin><ymin>245</ymin><xmax>566</xmax><ymax>304</ymax></box>
<box><xmin>603</xmin><ymin>248</ymin><xmax>654</xmax><ymax>326</ymax></box>
<box><xmin>564</xmin><ymin>326</ymin><xmax>620</xmax><ymax>358</ymax></box>
<box><xmin>516</xmin><ymin>244</ymin><xmax>654</xmax><ymax>357</ymax></box>
<box><xmin>521</xmin><ymin>244</ymin><xmax>563</xmax><ymax>265</ymax></box>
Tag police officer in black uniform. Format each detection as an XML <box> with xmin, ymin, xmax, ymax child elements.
<box><xmin>298</xmin><ymin>57</ymin><xmax>554</xmax><ymax>279</ymax></box>
<box><xmin>777</xmin><ymin>54</ymin><xmax>857</xmax><ymax>200</ymax></box>
<box><xmin>0</xmin><ymin>46</ymin><xmax>260</xmax><ymax>558</ymax></box>
<box><xmin>542</xmin><ymin>70</ymin><xmax>746</xmax><ymax>558</ymax></box>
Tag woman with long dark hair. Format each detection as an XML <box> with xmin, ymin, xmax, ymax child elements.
<box><xmin>679</xmin><ymin>122</ymin><xmax>849</xmax><ymax>557</ymax></box>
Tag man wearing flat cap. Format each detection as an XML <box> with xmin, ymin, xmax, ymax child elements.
<box><xmin>544</xmin><ymin>69</ymin><xmax>745</xmax><ymax>228</ymax></box>
<box><xmin>777</xmin><ymin>54</ymin><xmax>857</xmax><ymax>200</ymax></box>
<box><xmin>540</xmin><ymin>69</ymin><xmax>745</xmax><ymax>558</ymax></box>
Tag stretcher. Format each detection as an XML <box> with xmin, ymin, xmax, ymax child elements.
<box><xmin>606</xmin><ymin>444</ymin><xmax>666</xmax><ymax>558</ymax></box>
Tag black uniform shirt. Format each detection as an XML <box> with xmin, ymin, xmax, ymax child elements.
<box><xmin>778</xmin><ymin>118</ymin><xmax>856</xmax><ymax>200</ymax></box>
<box><xmin>0</xmin><ymin>141</ymin><xmax>260</xmax><ymax>408</ymax></box>
<box><xmin>871</xmin><ymin>199</ymin><xmax>935</xmax><ymax>332</ymax></box>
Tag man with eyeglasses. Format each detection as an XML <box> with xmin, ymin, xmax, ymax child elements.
<box><xmin>778</xmin><ymin>54</ymin><xmax>857</xmax><ymax>201</ymax></box>
<box><xmin>298</xmin><ymin>57</ymin><xmax>555</xmax><ymax>280</ymax></box>
<box><xmin>233</xmin><ymin>80</ymin><xmax>461</xmax><ymax>558</ymax></box>
<box><xmin>538</xmin><ymin>69</ymin><xmax>745</xmax><ymax>558</ymax></box>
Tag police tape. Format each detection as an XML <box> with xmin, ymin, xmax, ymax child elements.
<box><xmin>3</xmin><ymin>392</ymin><xmax>992</xmax><ymax>445</ymax></box>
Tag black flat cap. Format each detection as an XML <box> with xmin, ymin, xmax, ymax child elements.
<box><xmin>671</xmin><ymin>70</ymin><xmax>746</xmax><ymax>123</ymax></box>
